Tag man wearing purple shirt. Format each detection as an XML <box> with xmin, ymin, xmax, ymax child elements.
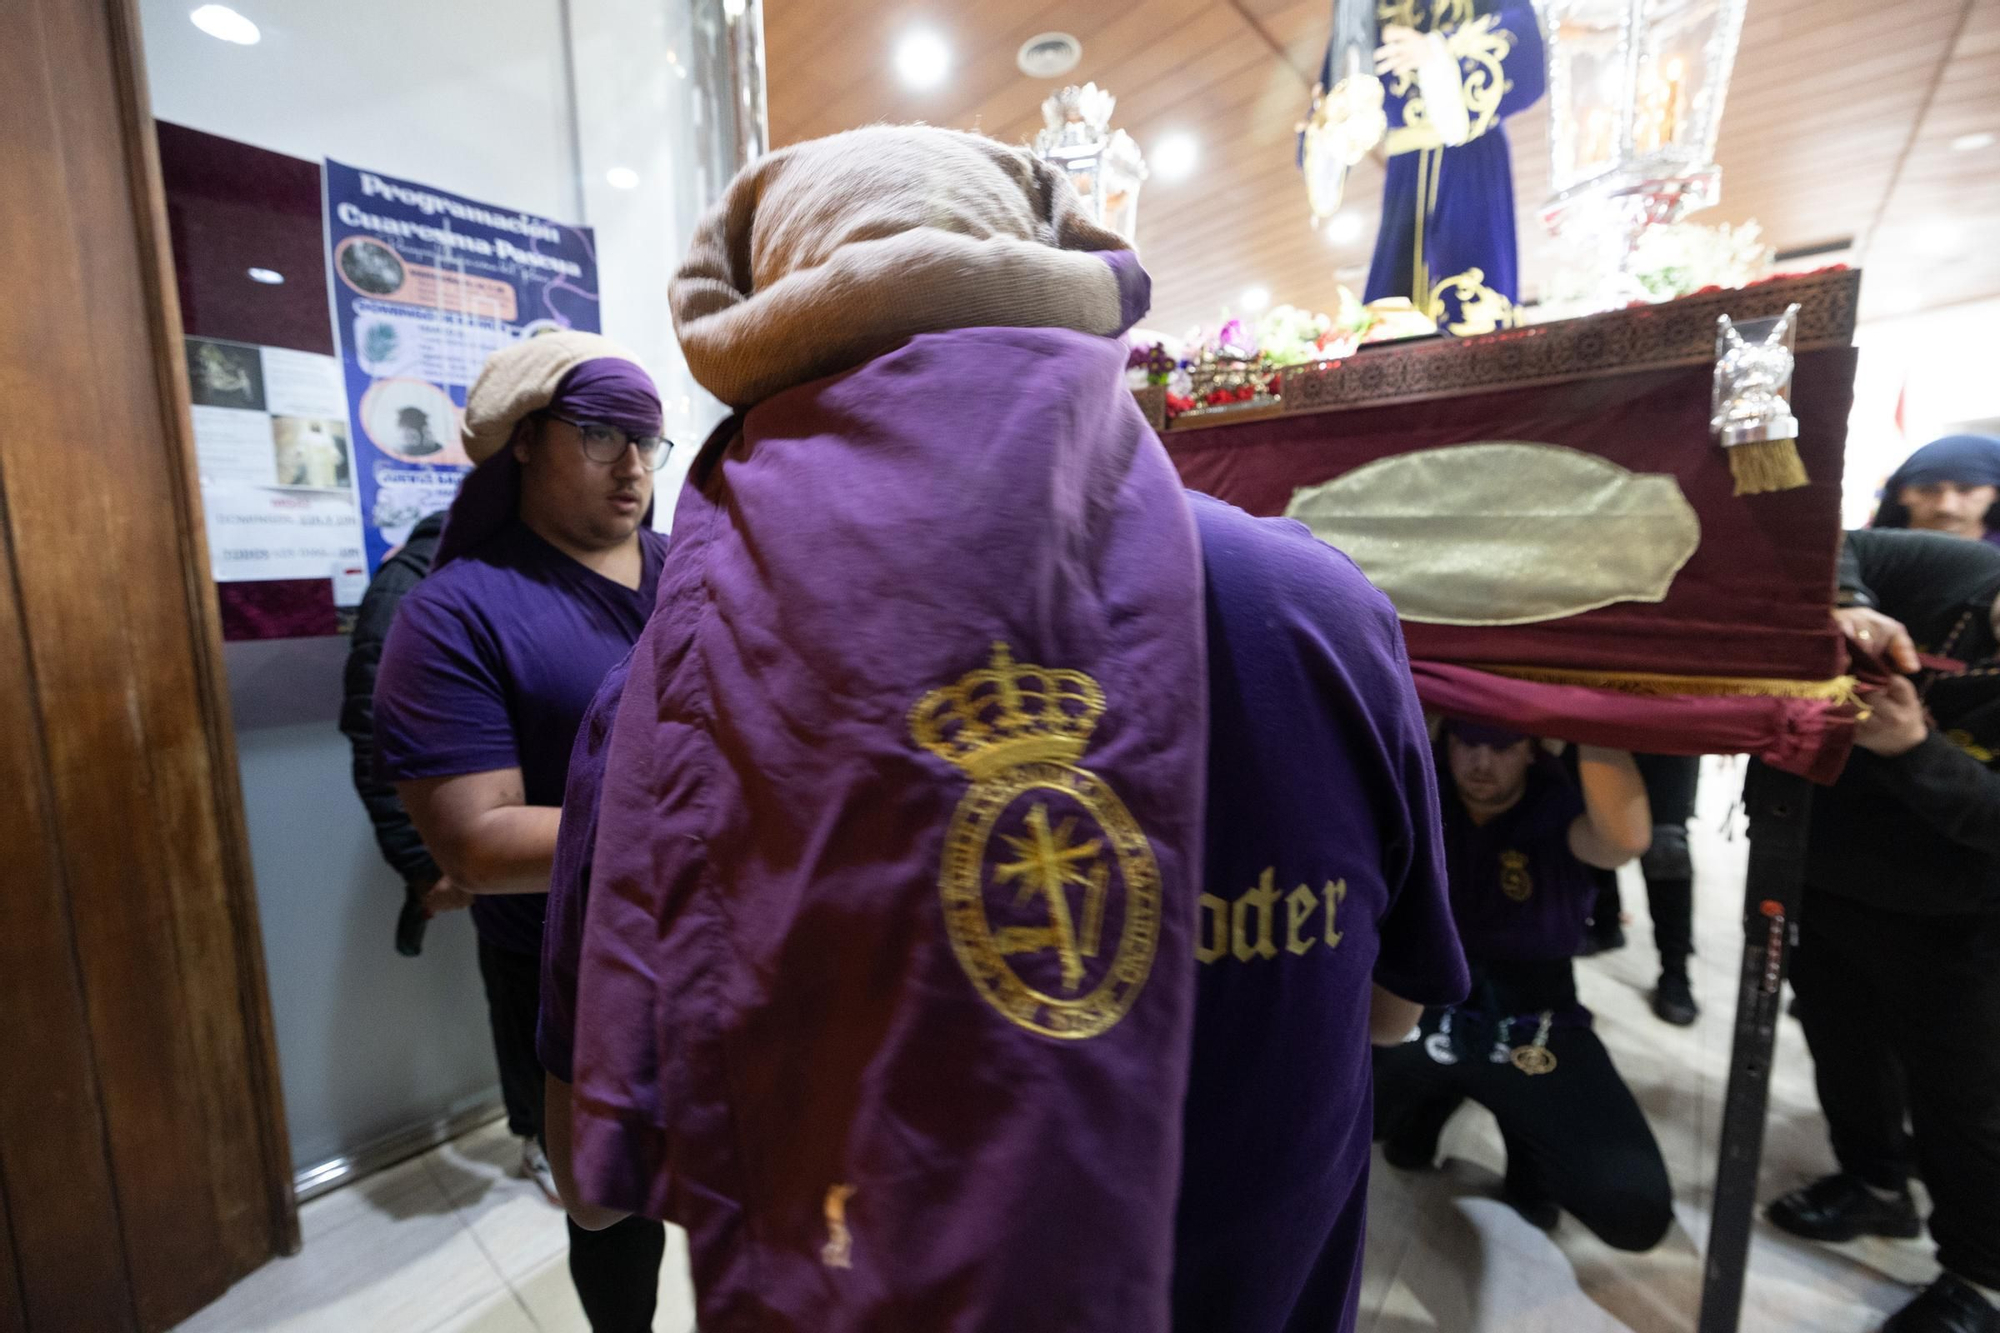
<box><xmin>373</xmin><ymin>332</ymin><xmax>669</xmax><ymax>1332</ymax></box>
<box><xmin>1373</xmin><ymin>726</ymin><xmax>1673</xmax><ymax>1252</ymax></box>
<box><xmin>1170</xmin><ymin>494</ymin><xmax>1468</xmax><ymax>1333</ymax></box>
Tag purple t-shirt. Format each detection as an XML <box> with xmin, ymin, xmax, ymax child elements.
<box><xmin>372</xmin><ymin>521</ymin><xmax>666</xmax><ymax>956</ymax></box>
<box><xmin>1171</xmin><ymin>494</ymin><xmax>1467</xmax><ymax>1333</ymax></box>
<box><xmin>1440</xmin><ymin>754</ymin><xmax>1591</xmax><ymax>965</ymax></box>
<box><xmin>1439</xmin><ymin>754</ymin><xmax>1597</xmax><ymax>1021</ymax></box>
<box><xmin>538</xmin><ymin>652</ymin><xmax>630</xmax><ymax>1082</ymax></box>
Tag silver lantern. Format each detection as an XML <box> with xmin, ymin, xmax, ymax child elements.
<box><xmin>1033</xmin><ymin>83</ymin><xmax>1148</xmax><ymax>243</ymax></box>
<box><xmin>1538</xmin><ymin>0</ymin><xmax>1748</xmax><ymax>307</ymax></box>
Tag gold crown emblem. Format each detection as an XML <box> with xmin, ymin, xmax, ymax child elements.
<box><xmin>910</xmin><ymin>643</ymin><xmax>1105</xmax><ymax>782</ymax></box>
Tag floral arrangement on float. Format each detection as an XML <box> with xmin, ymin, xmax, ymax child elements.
<box><xmin>1532</xmin><ymin>218</ymin><xmax>1778</xmax><ymax>322</ymax></box>
<box><xmin>1128</xmin><ymin>291</ymin><xmax>1440</xmax><ymax>423</ymax></box>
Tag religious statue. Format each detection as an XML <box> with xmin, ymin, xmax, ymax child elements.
<box><xmin>1306</xmin><ymin>0</ymin><xmax>1547</xmax><ymax>335</ymax></box>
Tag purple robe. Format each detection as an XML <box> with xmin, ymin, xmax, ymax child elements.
<box><xmin>566</xmin><ymin>326</ymin><xmax>1207</xmax><ymax>1330</ymax></box>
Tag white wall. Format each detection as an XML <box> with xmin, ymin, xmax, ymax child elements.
<box><xmin>1846</xmin><ymin>297</ymin><xmax>2000</xmax><ymax>527</ymax></box>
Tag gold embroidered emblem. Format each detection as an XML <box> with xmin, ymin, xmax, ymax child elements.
<box><xmin>1499</xmin><ymin>849</ymin><xmax>1533</xmax><ymax>903</ymax></box>
<box><xmin>1428</xmin><ymin>266</ymin><xmax>1516</xmax><ymax>336</ymax></box>
<box><xmin>820</xmin><ymin>1184</ymin><xmax>856</xmax><ymax>1270</ymax></box>
<box><xmin>910</xmin><ymin>643</ymin><xmax>1162</xmax><ymax>1040</ymax></box>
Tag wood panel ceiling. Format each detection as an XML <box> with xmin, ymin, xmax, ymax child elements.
<box><xmin>765</xmin><ymin>0</ymin><xmax>2000</xmax><ymax>331</ymax></box>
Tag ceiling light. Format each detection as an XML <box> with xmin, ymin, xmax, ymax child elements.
<box><xmin>605</xmin><ymin>166</ymin><xmax>640</xmax><ymax>190</ymax></box>
<box><xmin>1325</xmin><ymin>211</ymin><xmax>1366</xmax><ymax>245</ymax></box>
<box><xmin>190</xmin><ymin>4</ymin><xmax>259</xmax><ymax>45</ymax></box>
<box><xmin>1017</xmin><ymin>32</ymin><xmax>1082</xmax><ymax>79</ymax></box>
<box><xmin>895</xmin><ymin>31</ymin><xmax>951</xmax><ymax>90</ymax></box>
<box><xmin>722</xmin><ymin>0</ymin><xmax>746</xmax><ymax>17</ymax></box>
<box><xmin>1152</xmin><ymin>134</ymin><xmax>1198</xmax><ymax>182</ymax></box>
<box><xmin>1950</xmin><ymin>130</ymin><xmax>1996</xmax><ymax>153</ymax></box>
<box><xmin>246</xmin><ymin>267</ymin><xmax>284</xmax><ymax>285</ymax></box>
<box><xmin>1240</xmin><ymin>286</ymin><xmax>1271</xmax><ymax>314</ymax></box>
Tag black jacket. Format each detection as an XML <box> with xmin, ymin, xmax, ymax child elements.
<box><xmin>1809</xmin><ymin>528</ymin><xmax>2000</xmax><ymax>915</ymax></box>
<box><xmin>339</xmin><ymin>512</ymin><xmax>447</xmax><ymax>886</ymax></box>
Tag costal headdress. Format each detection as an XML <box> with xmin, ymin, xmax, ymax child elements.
<box><xmin>669</xmin><ymin>124</ymin><xmax>1152</xmax><ymax>409</ymax></box>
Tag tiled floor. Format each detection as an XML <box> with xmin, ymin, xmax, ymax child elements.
<box><xmin>172</xmin><ymin>1123</ymin><xmax>698</xmax><ymax>1333</ymax></box>
<box><xmin>177</xmin><ymin>759</ymin><xmax>1936</xmax><ymax>1332</ymax></box>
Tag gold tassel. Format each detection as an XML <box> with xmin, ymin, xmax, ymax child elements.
<box><xmin>1728</xmin><ymin>438</ymin><xmax>1810</xmax><ymax>496</ymax></box>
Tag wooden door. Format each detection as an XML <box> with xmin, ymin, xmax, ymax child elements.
<box><xmin>0</xmin><ymin>0</ymin><xmax>296</xmax><ymax>1328</ymax></box>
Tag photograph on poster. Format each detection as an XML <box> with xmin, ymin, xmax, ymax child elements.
<box><xmin>272</xmin><ymin>416</ymin><xmax>351</xmax><ymax>488</ymax></box>
<box><xmin>359</xmin><ymin>377</ymin><xmax>467</xmax><ymax>466</ymax></box>
<box><xmin>187</xmin><ymin>336</ymin><xmax>266</xmax><ymax>411</ymax></box>
<box><xmin>335</xmin><ymin>236</ymin><xmax>408</xmax><ymax>297</ymax></box>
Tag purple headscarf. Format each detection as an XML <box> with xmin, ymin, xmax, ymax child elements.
<box><xmin>549</xmin><ymin>357</ymin><xmax>664</xmax><ymax>439</ymax></box>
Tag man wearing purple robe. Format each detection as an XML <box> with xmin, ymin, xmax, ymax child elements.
<box><xmin>543</xmin><ymin>126</ymin><xmax>1206</xmax><ymax>1332</ymax></box>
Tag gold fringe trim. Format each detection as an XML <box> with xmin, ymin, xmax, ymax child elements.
<box><xmin>1728</xmin><ymin>439</ymin><xmax>1810</xmax><ymax>496</ymax></box>
<box><xmin>1481</xmin><ymin>663</ymin><xmax>1859</xmax><ymax>705</ymax></box>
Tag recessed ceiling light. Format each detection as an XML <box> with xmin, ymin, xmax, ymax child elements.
<box><xmin>895</xmin><ymin>30</ymin><xmax>951</xmax><ymax>90</ymax></box>
<box><xmin>1152</xmin><ymin>134</ymin><xmax>1198</xmax><ymax>182</ymax></box>
<box><xmin>190</xmin><ymin>4</ymin><xmax>259</xmax><ymax>45</ymax></box>
<box><xmin>1017</xmin><ymin>32</ymin><xmax>1082</xmax><ymax>79</ymax></box>
<box><xmin>1950</xmin><ymin>130</ymin><xmax>1996</xmax><ymax>152</ymax></box>
<box><xmin>605</xmin><ymin>166</ymin><xmax>640</xmax><ymax>190</ymax></box>
<box><xmin>1325</xmin><ymin>211</ymin><xmax>1366</xmax><ymax>245</ymax></box>
<box><xmin>246</xmin><ymin>267</ymin><xmax>284</xmax><ymax>284</ymax></box>
<box><xmin>1240</xmin><ymin>286</ymin><xmax>1272</xmax><ymax>314</ymax></box>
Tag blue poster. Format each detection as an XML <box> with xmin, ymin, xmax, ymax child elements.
<box><xmin>323</xmin><ymin>159</ymin><xmax>600</xmax><ymax>574</ymax></box>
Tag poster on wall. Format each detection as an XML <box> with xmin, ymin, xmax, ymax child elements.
<box><xmin>323</xmin><ymin>159</ymin><xmax>600</xmax><ymax>573</ymax></box>
<box><xmin>184</xmin><ymin>335</ymin><xmax>370</xmax><ymax>599</ymax></box>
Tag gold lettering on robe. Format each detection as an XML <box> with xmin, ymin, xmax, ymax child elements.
<box><xmin>1286</xmin><ymin>884</ymin><xmax>1319</xmax><ymax>955</ymax></box>
<box><xmin>1196</xmin><ymin>892</ymin><xmax>1229</xmax><ymax>964</ymax></box>
<box><xmin>1200</xmin><ymin>869</ymin><xmax>1351</xmax><ymax>965</ymax></box>
<box><xmin>1233</xmin><ymin>868</ymin><xmax>1280</xmax><ymax>962</ymax></box>
<box><xmin>1499</xmin><ymin>850</ymin><xmax>1533</xmax><ymax>902</ymax></box>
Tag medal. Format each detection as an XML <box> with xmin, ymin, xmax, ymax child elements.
<box><xmin>1509</xmin><ymin>1010</ymin><xmax>1558</xmax><ymax>1076</ymax></box>
<box><xmin>1510</xmin><ymin>1045</ymin><xmax>1558</xmax><ymax>1075</ymax></box>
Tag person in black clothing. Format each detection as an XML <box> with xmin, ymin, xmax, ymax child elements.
<box><xmin>1375</xmin><ymin>725</ymin><xmax>1674</xmax><ymax>1251</ymax></box>
<box><xmin>1582</xmin><ymin>754</ymin><xmax>1704</xmax><ymax>1024</ymax></box>
<box><xmin>340</xmin><ymin>511</ymin><xmax>466</xmax><ymax>956</ymax></box>
<box><xmin>1765</xmin><ymin>528</ymin><xmax>2000</xmax><ymax>1333</ymax></box>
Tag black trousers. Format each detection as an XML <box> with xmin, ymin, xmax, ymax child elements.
<box><xmin>1373</xmin><ymin>1011</ymin><xmax>1674</xmax><ymax>1252</ymax></box>
<box><xmin>1792</xmin><ymin>890</ymin><xmax>2000</xmax><ymax>1288</ymax></box>
<box><xmin>1592</xmin><ymin>754</ymin><xmax>1699</xmax><ymax>967</ymax></box>
<box><xmin>477</xmin><ymin>939</ymin><xmax>669</xmax><ymax>1333</ymax></box>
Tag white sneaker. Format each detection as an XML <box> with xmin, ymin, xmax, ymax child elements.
<box><xmin>518</xmin><ymin>1137</ymin><xmax>561</xmax><ymax>1206</ymax></box>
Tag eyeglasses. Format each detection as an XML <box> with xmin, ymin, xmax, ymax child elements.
<box><xmin>546</xmin><ymin>414</ymin><xmax>670</xmax><ymax>470</ymax></box>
